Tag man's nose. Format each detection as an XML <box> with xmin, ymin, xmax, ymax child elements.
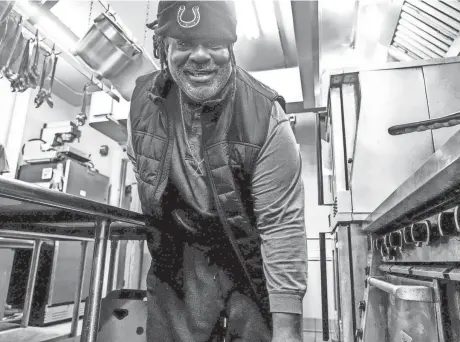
<box><xmin>189</xmin><ymin>45</ymin><xmax>212</xmax><ymax>64</ymax></box>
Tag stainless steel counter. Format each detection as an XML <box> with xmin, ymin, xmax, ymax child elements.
<box><xmin>363</xmin><ymin>129</ymin><xmax>460</xmax><ymax>233</ymax></box>
<box><xmin>0</xmin><ymin>176</ymin><xmax>152</xmax><ymax>342</ymax></box>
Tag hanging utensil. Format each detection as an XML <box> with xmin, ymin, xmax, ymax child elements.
<box><xmin>34</xmin><ymin>53</ymin><xmax>51</xmax><ymax>108</ymax></box>
<box><xmin>11</xmin><ymin>37</ymin><xmax>31</xmax><ymax>92</ymax></box>
<box><xmin>28</xmin><ymin>30</ymin><xmax>40</xmax><ymax>88</ymax></box>
<box><xmin>1</xmin><ymin>16</ymin><xmax>23</xmax><ymax>81</ymax></box>
<box><xmin>0</xmin><ymin>15</ymin><xmax>10</xmax><ymax>55</ymax></box>
<box><xmin>76</xmin><ymin>83</ymin><xmax>90</xmax><ymax>126</ymax></box>
<box><xmin>0</xmin><ymin>1</ymin><xmax>15</xmax><ymax>24</ymax></box>
<box><xmin>43</xmin><ymin>50</ymin><xmax>58</xmax><ymax>108</ymax></box>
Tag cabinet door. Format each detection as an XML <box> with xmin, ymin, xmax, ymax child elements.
<box><xmin>423</xmin><ymin>62</ymin><xmax>460</xmax><ymax>151</ymax></box>
<box><xmin>351</xmin><ymin>67</ymin><xmax>434</xmax><ymax>213</ymax></box>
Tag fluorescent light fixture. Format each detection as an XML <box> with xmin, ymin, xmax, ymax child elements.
<box><xmin>14</xmin><ymin>0</ymin><xmax>79</xmax><ymax>52</ymax></box>
<box><xmin>235</xmin><ymin>0</ymin><xmax>260</xmax><ymax>40</ymax></box>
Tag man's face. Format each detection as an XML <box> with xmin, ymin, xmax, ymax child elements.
<box><xmin>165</xmin><ymin>37</ymin><xmax>232</xmax><ymax>102</ymax></box>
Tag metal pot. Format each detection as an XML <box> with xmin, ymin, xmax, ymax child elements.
<box><xmin>75</xmin><ymin>13</ymin><xmax>141</xmax><ymax>79</ymax></box>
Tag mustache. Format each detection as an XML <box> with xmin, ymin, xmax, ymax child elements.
<box><xmin>181</xmin><ymin>62</ymin><xmax>220</xmax><ymax>73</ymax></box>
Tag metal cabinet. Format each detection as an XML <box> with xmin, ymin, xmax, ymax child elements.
<box><xmin>423</xmin><ymin>62</ymin><xmax>460</xmax><ymax>150</ymax></box>
<box><xmin>351</xmin><ymin>67</ymin><xmax>434</xmax><ymax>214</ymax></box>
<box><xmin>317</xmin><ymin>58</ymin><xmax>460</xmax><ymax>342</ymax></box>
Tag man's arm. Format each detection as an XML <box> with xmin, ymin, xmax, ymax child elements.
<box><xmin>252</xmin><ymin>102</ymin><xmax>308</xmax><ymax>341</ymax></box>
<box><xmin>126</xmin><ymin>104</ymin><xmax>138</xmax><ymax>173</ymax></box>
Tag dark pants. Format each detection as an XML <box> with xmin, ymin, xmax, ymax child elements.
<box><xmin>146</xmin><ymin>242</ymin><xmax>271</xmax><ymax>342</ymax></box>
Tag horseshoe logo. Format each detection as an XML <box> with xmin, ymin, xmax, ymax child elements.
<box><xmin>177</xmin><ymin>5</ymin><xmax>200</xmax><ymax>28</ymax></box>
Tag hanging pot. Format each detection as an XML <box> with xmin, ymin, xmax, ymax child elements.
<box><xmin>75</xmin><ymin>12</ymin><xmax>141</xmax><ymax>79</ymax></box>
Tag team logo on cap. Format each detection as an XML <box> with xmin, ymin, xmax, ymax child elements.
<box><xmin>177</xmin><ymin>5</ymin><xmax>200</xmax><ymax>28</ymax></box>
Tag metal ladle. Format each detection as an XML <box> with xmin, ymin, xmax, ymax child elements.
<box><xmin>1</xmin><ymin>16</ymin><xmax>23</xmax><ymax>81</ymax></box>
<box><xmin>43</xmin><ymin>52</ymin><xmax>57</xmax><ymax>108</ymax></box>
<box><xmin>76</xmin><ymin>83</ymin><xmax>90</xmax><ymax>126</ymax></box>
<box><xmin>11</xmin><ymin>37</ymin><xmax>31</xmax><ymax>92</ymax></box>
<box><xmin>28</xmin><ymin>30</ymin><xmax>40</xmax><ymax>88</ymax></box>
<box><xmin>34</xmin><ymin>53</ymin><xmax>50</xmax><ymax>108</ymax></box>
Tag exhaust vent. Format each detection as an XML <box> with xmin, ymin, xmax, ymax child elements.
<box><xmin>389</xmin><ymin>0</ymin><xmax>460</xmax><ymax>61</ymax></box>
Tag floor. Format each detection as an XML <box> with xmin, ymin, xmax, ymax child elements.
<box><xmin>0</xmin><ymin>319</ymin><xmax>83</xmax><ymax>342</ymax></box>
<box><xmin>0</xmin><ymin>321</ymin><xmax>329</xmax><ymax>342</ymax></box>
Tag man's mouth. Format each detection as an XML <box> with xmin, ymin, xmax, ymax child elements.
<box><xmin>185</xmin><ymin>70</ymin><xmax>217</xmax><ymax>83</ymax></box>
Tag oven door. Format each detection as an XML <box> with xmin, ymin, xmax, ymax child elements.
<box><xmin>369</xmin><ymin>274</ymin><xmax>441</xmax><ymax>342</ymax></box>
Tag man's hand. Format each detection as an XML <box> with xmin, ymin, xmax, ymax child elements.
<box><xmin>271</xmin><ymin>312</ymin><xmax>302</xmax><ymax>342</ymax></box>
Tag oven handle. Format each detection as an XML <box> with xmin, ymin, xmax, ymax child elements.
<box><xmin>367</xmin><ymin>277</ymin><xmax>435</xmax><ymax>303</ymax></box>
<box><xmin>388</xmin><ymin>110</ymin><xmax>460</xmax><ymax>136</ymax></box>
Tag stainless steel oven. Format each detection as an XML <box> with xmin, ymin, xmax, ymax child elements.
<box><xmin>367</xmin><ymin>273</ymin><xmax>442</xmax><ymax>342</ymax></box>
<box><xmin>318</xmin><ymin>56</ymin><xmax>460</xmax><ymax>341</ymax></box>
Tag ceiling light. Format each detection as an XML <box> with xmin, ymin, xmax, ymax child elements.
<box><xmin>235</xmin><ymin>0</ymin><xmax>261</xmax><ymax>40</ymax></box>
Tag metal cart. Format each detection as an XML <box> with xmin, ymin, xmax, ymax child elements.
<box><xmin>0</xmin><ymin>176</ymin><xmax>151</xmax><ymax>342</ymax></box>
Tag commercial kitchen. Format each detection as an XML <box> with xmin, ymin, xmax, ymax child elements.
<box><xmin>1</xmin><ymin>0</ymin><xmax>460</xmax><ymax>341</ymax></box>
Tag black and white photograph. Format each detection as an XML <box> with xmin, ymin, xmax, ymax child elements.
<box><xmin>0</xmin><ymin>0</ymin><xmax>459</xmax><ymax>341</ymax></box>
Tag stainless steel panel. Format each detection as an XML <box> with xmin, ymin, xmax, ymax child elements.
<box><xmin>368</xmin><ymin>276</ymin><xmax>435</xmax><ymax>302</ymax></box>
<box><xmin>388</xmin><ymin>45</ymin><xmax>414</xmax><ymax>62</ymax></box>
<box><xmin>0</xmin><ymin>176</ymin><xmax>148</xmax><ymax>226</ymax></box>
<box><xmin>336</xmin><ymin>227</ymin><xmax>354</xmax><ymax>342</ymax></box>
<box><xmin>386</xmin><ymin>274</ymin><xmax>440</xmax><ymax>342</ymax></box>
<box><xmin>421</xmin><ymin>0</ymin><xmax>460</xmax><ymax>23</ymax></box>
<box><xmin>396</xmin><ymin>25</ymin><xmax>445</xmax><ymax>56</ymax></box>
<box><xmin>329</xmin><ymin>88</ymin><xmax>352</xmax><ymax>214</ymax></box>
<box><xmin>399</xmin><ymin>17</ymin><xmax>450</xmax><ymax>50</ymax></box>
<box><xmin>401</xmin><ymin>4</ymin><xmax>457</xmax><ymax>39</ymax></box>
<box><xmin>444</xmin><ymin>281</ymin><xmax>460</xmax><ymax>341</ymax></box>
<box><xmin>341</xmin><ymin>82</ymin><xmax>359</xmax><ymax>185</ymax></box>
<box><xmin>351</xmin><ymin>67</ymin><xmax>434</xmax><ymax>214</ymax></box>
<box><xmin>360</xmin><ymin>252</ymin><xmax>388</xmax><ymax>342</ymax></box>
<box><xmin>395</xmin><ymin>30</ymin><xmax>441</xmax><ymax>58</ymax></box>
<box><xmin>423</xmin><ymin>62</ymin><xmax>460</xmax><ymax>150</ymax></box>
<box><xmin>406</xmin><ymin>0</ymin><xmax>460</xmax><ymax>32</ymax></box>
<box><xmin>50</xmin><ymin>241</ymin><xmax>94</xmax><ymax>305</ymax></box>
<box><xmin>335</xmin><ymin>224</ymin><xmax>368</xmax><ymax>342</ymax></box>
<box><xmin>394</xmin><ymin>35</ymin><xmax>431</xmax><ymax>59</ymax></box>
<box><xmin>64</xmin><ymin>160</ymin><xmax>110</xmax><ymax>204</ymax></box>
<box><xmin>0</xmin><ymin>249</ymin><xmax>14</xmax><ymax>320</ymax></box>
<box><xmin>363</xmin><ymin>130</ymin><xmax>460</xmax><ymax>232</ymax></box>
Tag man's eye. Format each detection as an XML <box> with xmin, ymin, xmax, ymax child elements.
<box><xmin>177</xmin><ymin>41</ymin><xmax>192</xmax><ymax>48</ymax></box>
<box><xmin>206</xmin><ymin>42</ymin><xmax>225</xmax><ymax>49</ymax></box>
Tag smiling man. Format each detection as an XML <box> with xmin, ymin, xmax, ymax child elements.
<box><xmin>126</xmin><ymin>1</ymin><xmax>307</xmax><ymax>341</ymax></box>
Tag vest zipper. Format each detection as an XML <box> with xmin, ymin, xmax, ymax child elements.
<box><xmin>152</xmin><ymin>102</ymin><xmax>173</xmax><ymax>203</ymax></box>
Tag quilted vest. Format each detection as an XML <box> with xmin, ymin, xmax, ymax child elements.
<box><xmin>129</xmin><ymin>67</ymin><xmax>285</xmax><ymax>322</ymax></box>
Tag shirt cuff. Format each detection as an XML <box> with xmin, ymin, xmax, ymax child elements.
<box><xmin>269</xmin><ymin>293</ymin><xmax>304</xmax><ymax>314</ymax></box>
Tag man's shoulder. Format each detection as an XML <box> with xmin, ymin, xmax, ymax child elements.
<box><xmin>135</xmin><ymin>70</ymin><xmax>161</xmax><ymax>87</ymax></box>
<box><xmin>235</xmin><ymin>67</ymin><xmax>286</xmax><ymax>111</ymax></box>
<box><xmin>131</xmin><ymin>70</ymin><xmax>164</xmax><ymax>102</ymax></box>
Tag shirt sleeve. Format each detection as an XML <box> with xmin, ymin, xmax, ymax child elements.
<box><xmin>251</xmin><ymin>101</ymin><xmax>308</xmax><ymax>314</ymax></box>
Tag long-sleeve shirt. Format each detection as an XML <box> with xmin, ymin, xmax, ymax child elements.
<box><xmin>127</xmin><ymin>96</ymin><xmax>308</xmax><ymax>315</ymax></box>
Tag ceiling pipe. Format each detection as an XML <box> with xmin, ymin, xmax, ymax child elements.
<box><xmin>14</xmin><ymin>0</ymin><xmax>79</xmax><ymax>52</ymax></box>
<box><xmin>349</xmin><ymin>0</ymin><xmax>360</xmax><ymax>49</ymax></box>
<box><xmin>273</xmin><ymin>1</ymin><xmax>290</xmax><ymax>68</ymax></box>
<box><xmin>291</xmin><ymin>1</ymin><xmax>319</xmax><ymax>108</ymax></box>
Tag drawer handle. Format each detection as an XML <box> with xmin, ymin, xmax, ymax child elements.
<box><xmin>367</xmin><ymin>277</ymin><xmax>435</xmax><ymax>303</ymax></box>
